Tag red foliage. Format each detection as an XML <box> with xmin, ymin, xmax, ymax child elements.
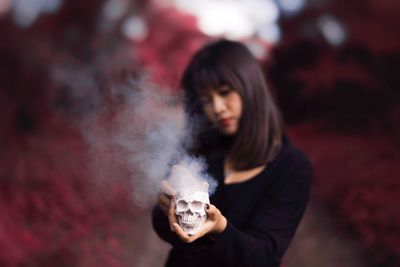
<box><xmin>0</xmin><ymin>78</ymin><xmax>136</xmax><ymax>266</ymax></box>
<box><xmin>288</xmin><ymin>122</ymin><xmax>400</xmax><ymax>266</ymax></box>
<box><xmin>0</xmin><ymin>2</ymin><xmax>142</xmax><ymax>266</ymax></box>
<box><xmin>134</xmin><ymin>6</ymin><xmax>209</xmax><ymax>89</ymax></box>
<box><xmin>268</xmin><ymin>0</ymin><xmax>400</xmax><ymax>265</ymax></box>
<box><xmin>0</xmin><ymin>120</ymin><xmax>134</xmax><ymax>267</ymax></box>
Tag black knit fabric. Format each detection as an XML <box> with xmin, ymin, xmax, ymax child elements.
<box><xmin>152</xmin><ymin>140</ymin><xmax>313</xmax><ymax>267</ymax></box>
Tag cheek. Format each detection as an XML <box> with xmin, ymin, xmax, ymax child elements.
<box><xmin>202</xmin><ymin>106</ymin><xmax>215</xmax><ymax>121</ymax></box>
<box><xmin>229</xmin><ymin>94</ymin><xmax>243</xmax><ymax>115</ymax></box>
<box><xmin>237</xmin><ymin>101</ymin><xmax>243</xmax><ymax>116</ymax></box>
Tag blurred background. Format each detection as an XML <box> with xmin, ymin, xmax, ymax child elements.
<box><xmin>1</xmin><ymin>0</ymin><xmax>399</xmax><ymax>266</ymax></box>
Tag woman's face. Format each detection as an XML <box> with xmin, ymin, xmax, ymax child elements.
<box><xmin>199</xmin><ymin>85</ymin><xmax>242</xmax><ymax>136</ymax></box>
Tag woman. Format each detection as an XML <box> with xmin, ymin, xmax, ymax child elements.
<box><xmin>152</xmin><ymin>40</ymin><xmax>313</xmax><ymax>267</ymax></box>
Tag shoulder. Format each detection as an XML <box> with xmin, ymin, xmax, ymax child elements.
<box><xmin>283</xmin><ymin>145</ymin><xmax>312</xmax><ymax>170</ymax></box>
<box><xmin>259</xmin><ymin>143</ymin><xmax>313</xmax><ymax>204</ymax></box>
<box><xmin>273</xmin><ymin>142</ymin><xmax>313</xmax><ymax>183</ymax></box>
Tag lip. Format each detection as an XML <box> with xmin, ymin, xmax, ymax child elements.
<box><xmin>219</xmin><ymin>118</ymin><xmax>234</xmax><ymax>127</ymax></box>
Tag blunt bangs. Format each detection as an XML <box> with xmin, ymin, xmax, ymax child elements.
<box><xmin>188</xmin><ymin>60</ymin><xmax>241</xmax><ymax>98</ymax></box>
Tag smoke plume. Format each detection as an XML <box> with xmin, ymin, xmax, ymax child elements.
<box><xmin>78</xmin><ymin>77</ymin><xmax>216</xmax><ymax>207</ymax></box>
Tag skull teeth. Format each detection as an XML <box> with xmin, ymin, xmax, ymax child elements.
<box><xmin>180</xmin><ymin>214</ymin><xmax>200</xmax><ymax>226</ymax></box>
<box><xmin>178</xmin><ymin>215</ymin><xmax>207</xmax><ymax>235</ymax></box>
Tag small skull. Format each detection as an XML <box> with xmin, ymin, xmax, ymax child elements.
<box><xmin>175</xmin><ymin>190</ymin><xmax>210</xmax><ymax>236</ymax></box>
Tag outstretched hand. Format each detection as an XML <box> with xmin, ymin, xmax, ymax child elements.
<box><xmin>168</xmin><ymin>197</ymin><xmax>227</xmax><ymax>243</ymax></box>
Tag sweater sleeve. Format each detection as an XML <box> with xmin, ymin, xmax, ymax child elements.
<box><xmin>207</xmin><ymin>158</ymin><xmax>313</xmax><ymax>267</ymax></box>
<box><xmin>152</xmin><ymin>205</ymin><xmax>183</xmax><ymax>247</ymax></box>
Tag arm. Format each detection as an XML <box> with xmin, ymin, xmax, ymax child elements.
<box><xmin>151</xmin><ymin>180</ymin><xmax>184</xmax><ymax>247</ymax></box>
<box><xmin>207</xmin><ymin>162</ymin><xmax>313</xmax><ymax>266</ymax></box>
<box><xmin>152</xmin><ymin>204</ymin><xmax>184</xmax><ymax>247</ymax></box>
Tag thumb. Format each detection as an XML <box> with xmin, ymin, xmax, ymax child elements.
<box><xmin>205</xmin><ymin>204</ymin><xmax>218</xmax><ymax>219</ymax></box>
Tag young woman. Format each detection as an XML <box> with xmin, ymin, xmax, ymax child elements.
<box><xmin>152</xmin><ymin>40</ymin><xmax>313</xmax><ymax>267</ymax></box>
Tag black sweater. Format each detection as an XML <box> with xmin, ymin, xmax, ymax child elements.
<box><xmin>152</xmin><ymin>141</ymin><xmax>313</xmax><ymax>267</ymax></box>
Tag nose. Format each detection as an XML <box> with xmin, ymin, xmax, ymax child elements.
<box><xmin>211</xmin><ymin>95</ymin><xmax>226</xmax><ymax>115</ymax></box>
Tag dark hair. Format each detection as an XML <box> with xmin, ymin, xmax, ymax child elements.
<box><xmin>181</xmin><ymin>40</ymin><xmax>283</xmax><ymax>170</ymax></box>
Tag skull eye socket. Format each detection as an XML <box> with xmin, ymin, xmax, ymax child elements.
<box><xmin>176</xmin><ymin>200</ymin><xmax>189</xmax><ymax>210</ymax></box>
<box><xmin>190</xmin><ymin>201</ymin><xmax>204</xmax><ymax>211</ymax></box>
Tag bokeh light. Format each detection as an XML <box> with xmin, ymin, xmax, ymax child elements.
<box><xmin>122</xmin><ymin>16</ymin><xmax>148</xmax><ymax>41</ymax></box>
<box><xmin>257</xmin><ymin>22</ymin><xmax>281</xmax><ymax>44</ymax></box>
<box><xmin>0</xmin><ymin>0</ymin><xmax>11</xmax><ymax>15</ymax></box>
<box><xmin>39</xmin><ymin>0</ymin><xmax>62</xmax><ymax>14</ymax></box>
<box><xmin>245</xmin><ymin>40</ymin><xmax>269</xmax><ymax>59</ymax></box>
<box><xmin>197</xmin><ymin>2</ymin><xmax>254</xmax><ymax>38</ymax></box>
<box><xmin>9</xmin><ymin>0</ymin><xmax>63</xmax><ymax>27</ymax></box>
<box><xmin>318</xmin><ymin>15</ymin><xmax>346</xmax><ymax>46</ymax></box>
<box><xmin>164</xmin><ymin>0</ymin><xmax>280</xmax><ymax>42</ymax></box>
<box><xmin>102</xmin><ymin>0</ymin><xmax>129</xmax><ymax>21</ymax></box>
<box><xmin>277</xmin><ymin>0</ymin><xmax>307</xmax><ymax>15</ymax></box>
<box><xmin>13</xmin><ymin>0</ymin><xmax>43</xmax><ymax>27</ymax></box>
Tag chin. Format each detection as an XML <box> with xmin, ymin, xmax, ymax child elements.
<box><xmin>220</xmin><ymin>128</ymin><xmax>237</xmax><ymax>136</ymax></box>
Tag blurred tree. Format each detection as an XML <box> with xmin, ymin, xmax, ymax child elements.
<box><xmin>134</xmin><ymin>5</ymin><xmax>209</xmax><ymax>89</ymax></box>
<box><xmin>268</xmin><ymin>0</ymin><xmax>400</xmax><ymax>266</ymax></box>
<box><xmin>0</xmin><ymin>1</ymin><xmax>149</xmax><ymax>266</ymax></box>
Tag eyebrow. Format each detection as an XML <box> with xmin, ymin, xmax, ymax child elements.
<box><xmin>218</xmin><ymin>84</ymin><xmax>232</xmax><ymax>90</ymax></box>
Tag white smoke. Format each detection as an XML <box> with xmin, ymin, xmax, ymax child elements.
<box><xmin>78</xmin><ymin>77</ymin><xmax>216</xmax><ymax>207</ymax></box>
<box><xmin>170</xmin><ymin>156</ymin><xmax>217</xmax><ymax>194</ymax></box>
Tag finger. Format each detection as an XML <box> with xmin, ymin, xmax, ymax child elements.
<box><xmin>205</xmin><ymin>204</ymin><xmax>219</xmax><ymax>220</ymax></box>
<box><xmin>159</xmin><ymin>193</ymin><xmax>171</xmax><ymax>208</ymax></box>
<box><xmin>160</xmin><ymin>206</ymin><xmax>168</xmax><ymax>215</ymax></box>
<box><xmin>167</xmin><ymin>196</ymin><xmax>176</xmax><ymax>220</ymax></box>
<box><xmin>168</xmin><ymin>196</ymin><xmax>178</xmax><ymax>231</ymax></box>
<box><xmin>172</xmin><ymin>223</ymin><xmax>193</xmax><ymax>243</ymax></box>
<box><xmin>161</xmin><ymin>180</ymin><xmax>176</xmax><ymax>196</ymax></box>
<box><xmin>158</xmin><ymin>194</ymin><xmax>170</xmax><ymax>215</ymax></box>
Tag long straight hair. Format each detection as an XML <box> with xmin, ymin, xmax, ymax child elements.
<box><xmin>181</xmin><ymin>40</ymin><xmax>283</xmax><ymax>170</ymax></box>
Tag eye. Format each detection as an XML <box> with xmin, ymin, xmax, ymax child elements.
<box><xmin>217</xmin><ymin>85</ymin><xmax>234</xmax><ymax>96</ymax></box>
<box><xmin>176</xmin><ymin>200</ymin><xmax>189</xmax><ymax>210</ymax></box>
<box><xmin>190</xmin><ymin>201</ymin><xmax>204</xmax><ymax>211</ymax></box>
